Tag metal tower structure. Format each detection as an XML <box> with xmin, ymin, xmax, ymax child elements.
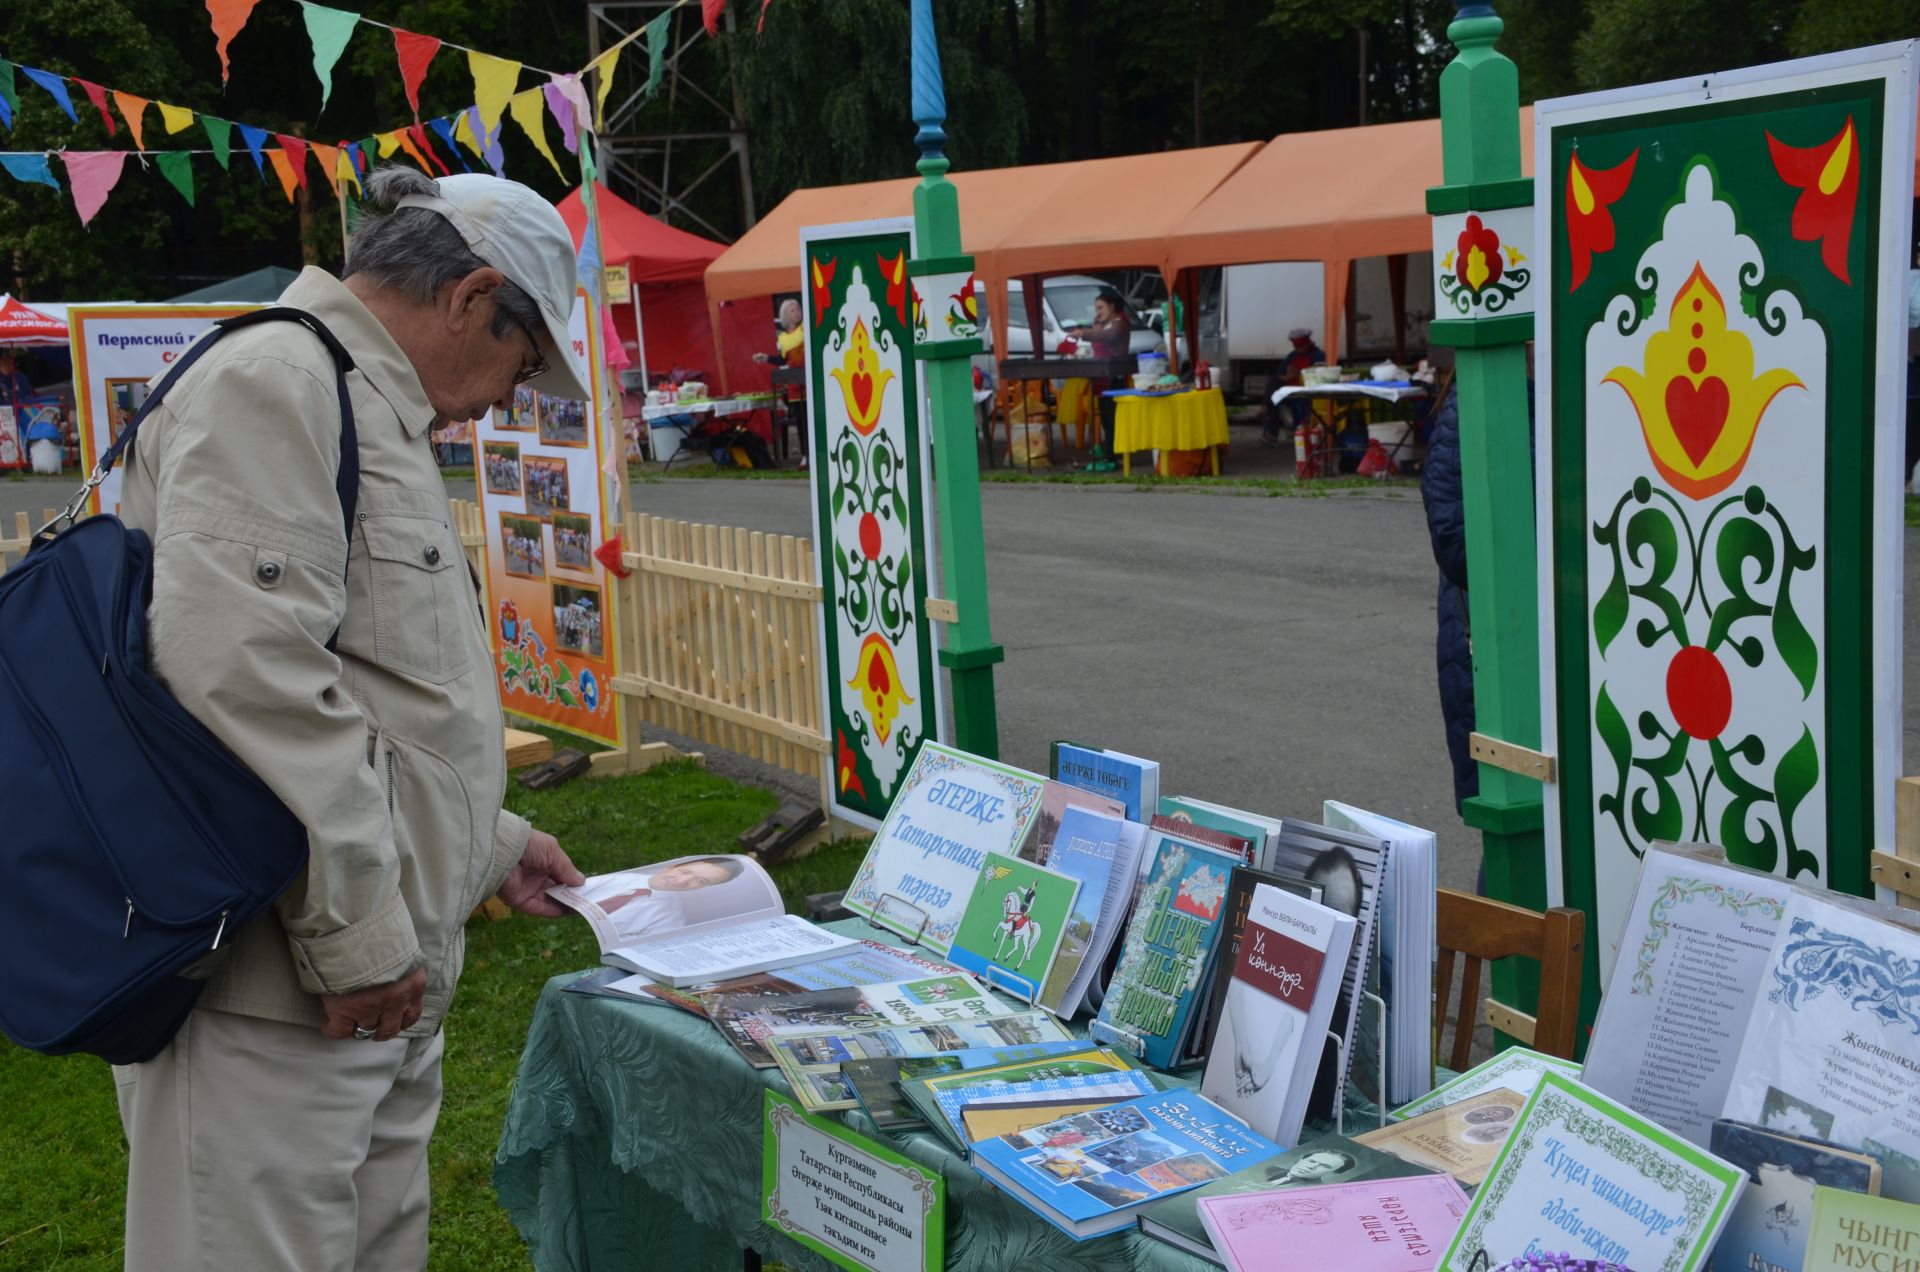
<box><xmin>586</xmin><ymin>2</ymin><xmax>757</xmax><ymax>240</ymax></box>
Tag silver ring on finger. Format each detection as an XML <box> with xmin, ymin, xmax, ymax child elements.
<box><xmin>354</xmin><ymin>1025</ymin><xmax>377</xmax><ymax>1040</ymax></box>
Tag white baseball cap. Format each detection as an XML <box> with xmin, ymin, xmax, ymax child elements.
<box><xmin>395</xmin><ymin>174</ymin><xmax>591</xmax><ymax>402</ymax></box>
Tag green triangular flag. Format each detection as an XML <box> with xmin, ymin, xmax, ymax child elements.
<box><xmin>298</xmin><ymin>1</ymin><xmax>362</xmax><ymax>113</ymax></box>
<box><xmin>0</xmin><ymin>61</ymin><xmax>18</xmax><ymax>121</ymax></box>
<box><xmin>201</xmin><ymin>116</ymin><xmax>233</xmax><ymax>170</ymax></box>
<box><xmin>646</xmin><ymin>14</ymin><xmax>669</xmax><ymax>98</ymax></box>
<box><xmin>578</xmin><ymin>133</ymin><xmax>597</xmax><ymax>184</ymax></box>
<box><xmin>154</xmin><ymin>151</ymin><xmax>195</xmax><ymax>206</ymax></box>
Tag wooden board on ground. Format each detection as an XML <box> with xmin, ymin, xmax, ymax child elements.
<box><xmin>505</xmin><ymin>728</ymin><xmax>553</xmax><ymax>770</ymax></box>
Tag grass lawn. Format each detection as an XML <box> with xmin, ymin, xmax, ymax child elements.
<box><xmin>0</xmin><ymin>757</ymin><xmax>867</xmax><ymax>1271</ymax></box>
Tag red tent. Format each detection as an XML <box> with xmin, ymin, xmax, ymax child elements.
<box><xmin>555</xmin><ymin>184</ymin><xmax>772</xmax><ymax>398</ymax></box>
<box><xmin>0</xmin><ymin>295</ymin><xmax>69</xmax><ymax>347</ymax></box>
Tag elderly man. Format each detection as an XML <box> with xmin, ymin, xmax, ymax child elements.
<box><xmin>112</xmin><ymin>168</ymin><xmax>588</xmax><ymax>1272</ymax></box>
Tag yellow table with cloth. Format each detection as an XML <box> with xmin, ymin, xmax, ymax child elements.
<box><xmin>1108</xmin><ymin>386</ymin><xmax>1229</xmax><ymax>476</ymax></box>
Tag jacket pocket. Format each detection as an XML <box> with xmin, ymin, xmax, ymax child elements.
<box><xmin>358</xmin><ymin>513</ymin><xmax>470</xmax><ymax>684</ymax></box>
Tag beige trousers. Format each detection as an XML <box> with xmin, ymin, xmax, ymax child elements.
<box><xmin>113</xmin><ymin>1007</ymin><xmax>444</xmax><ymax>1272</ymax></box>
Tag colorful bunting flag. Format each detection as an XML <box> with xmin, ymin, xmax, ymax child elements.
<box><xmin>476</xmin><ymin>109</ymin><xmax>505</xmax><ymax>178</ymax></box>
<box><xmin>0</xmin><ymin>63</ymin><xmax>19</xmax><ymax>130</ymax></box>
<box><xmin>543</xmin><ymin>76</ymin><xmax>580</xmax><ymax>154</ymax></box>
<box><xmin>275</xmin><ymin>134</ymin><xmax>310</xmax><ymax>190</ymax></box>
<box><xmin>345</xmin><ymin>140</ymin><xmax>367</xmax><ymax>178</ymax></box>
<box><xmin>22</xmin><ymin>68</ymin><xmax>79</xmax><ymax>124</ymax></box>
<box><xmin>202</xmin><ymin>115</ymin><xmax>233</xmax><ymax>169</ymax></box>
<box><xmin>757</xmin><ymin>0</ymin><xmax>776</xmax><ymax>34</ymax></box>
<box><xmin>113</xmin><ymin>93</ymin><xmax>150</xmax><ymax>151</ymax></box>
<box><xmin>238</xmin><ymin>122</ymin><xmax>270</xmax><ymax>176</ymax></box>
<box><xmin>586</xmin><ymin>47</ymin><xmax>619</xmax><ymax>131</ymax></box>
<box><xmin>392</xmin><ymin>28</ymin><xmax>441</xmax><ymax>121</ymax></box>
<box><xmin>452</xmin><ymin>109</ymin><xmax>484</xmax><ymax>160</ymax></box>
<box><xmin>647</xmin><ymin>13</ymin><xmax>670</xmax><ymax>97</ymax></box>
<box><xmin>154</xmin><ymin>151</ymin><xmax>195</xmax><ymax>206</ymax></box>
<box><xmin>335</xmin><ymin>143</ymin><xmax>362</xmax><ymax>196</ymax></box>
<box><xmin>0</xmin><ymin>153</ymin><xmax>59</xmax><ymax>188</ymax></box>
<box><xmin>405</xmin><ymin>122</ymin><xmax>450</xmax><ymax>176</ymax></box>
<box><xmin>427</xmin><ymin>117</ymin><xmax>471</xmax><ymax>172</ymax></box>
<box><xmin>62</xmin><ymin>150</ymin><xmax>128</xmax><ymax>227</ymax></box>
<box><xmin>298</xmin><ymin>1</ymin><xmax>360</xmax><ymax>113</ymax></box>
<box><xmin>265</xmin><ymin>147</ymin><xmax>299</xmax><ymax>202</ymax></box>
<box><xmin>391</xmin><ymin>127</ymin><xmax>436</xmax><ymax>176</ymax></box>
<box><xmin>467</xmin><ymin>50</ymin><xmax>520</xmax><ymax>138</ymax></box>
<box><xmin>309</xmin><ymin>141</ymin><xmax>342</xmax><ymax>198</ymax></box>
<box><xmin>205</xmin><ymin>0</ymin><xmax>265</xmax><ymax>84</ymax></box>
<box><xmin>507</xmin><ymin>87</ymin><xmax>565</xmax><ymax>178</ymax></box>
<box><xmin>75</xmin><ymin>80</ymin><xmax>116</xmax><ymax>135</ymax></box>
<box><xmin>158</xmin><ymin>101</ymin><xmax>196</xmax><ymax>135</ymax></box>
<box><xmin>702</xmin><ymin>0</ymin><xmax>727</xmax><ymax>36</ymax></box>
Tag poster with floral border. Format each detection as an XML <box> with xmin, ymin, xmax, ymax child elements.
<box><xmin>1534</xmin><ymin>45</ymin><xmax>1917</xmax><ymax>995</ymax></box>
<box><xmin>801</xmin><ymin>218</ymin><xmax>946</xmax><ymax>828</ymax></box>
<box><xmin>1436</xmin><ymin>1071</ymin><xmax>1745</xmax><ymax>1271</ymax></box>
<box><xmin>471</xmin><ymin>287</ymin><xmax>623</xmax><ymax>748</ymax></box>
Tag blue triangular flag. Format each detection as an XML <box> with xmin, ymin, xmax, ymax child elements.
<box><xmin>0</xmin><ymin>95</ymin><xmax>12</xmax><ymax>130</ymax></box>
<box><xmin>0</xmin><ymin>153</ymin><xmax>59</xmax><ymax>188</ymax></box>
<box><xmin>238</xmin><ymin>123</ymin><xmax>270</xmax><ymax>176</ymax></box>
<box><xmin>344</xmin><ymin>140</ymin><xmax>365</xmax><ymax>176</ymax></box>
<box><xmin>21</xmin><ymin>67</ymin><xmax>79</xmax><ymax>124</ymax></box>
<box><xmin>428</xmin><ymin>116</ymin><xmax>471</xmax><ymax>173</ymax></box>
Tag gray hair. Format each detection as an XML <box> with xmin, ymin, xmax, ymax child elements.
<box><xmin>344</xmin><ymin>167</ymin><xmax>541</xmax><ymax>341</ymax></box>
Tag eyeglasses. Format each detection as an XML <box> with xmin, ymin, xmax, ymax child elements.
<box><xmin>512</xmin><ymin>324</ymin><xmax>548</xmax><ymax>386</ymax></box>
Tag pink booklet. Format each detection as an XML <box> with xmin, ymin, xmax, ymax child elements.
<box><xmin>1196</xmin><ymin>1174</ymin><xmax>1471</xmax><ymax>1272</ymax></box>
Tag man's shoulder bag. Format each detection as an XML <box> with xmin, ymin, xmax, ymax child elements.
<box><xmin>0</xmin><ymin>308</ymin><xmax>358</xmax><ymax>1064</ymax></box>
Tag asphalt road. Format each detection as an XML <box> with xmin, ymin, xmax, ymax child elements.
<box><xmin>16</xmin><ymin>469</ymin><xmax>1920</xmax><ymax>902</ymax></box>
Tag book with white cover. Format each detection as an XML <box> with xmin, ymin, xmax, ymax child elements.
<box><xmin>1392</xmin><ymin>1048</ymin><xmax>1584</xmax><ymax>1122</ymax></box>
<box><xmin>1581</xmin><ymin>846</ymin><xmax>1794</xmax><ymax>1147</ymax></box>
<box><xmin>1722</xmin><ymin>891</ymin><xmax>1920</xmax><ymax>1176</ymax></box>
<box><xmin>1271</xmin><ymin>818</ymin><xmax>1390</xmax><ymax>1120</ymax></box>
<box><xmin>1200</xmin><ymin>883</ymin><xmax>1356</xmax><ymax>1150</ymax></box>
<box><xmin>1324</xmin><ymin>801</ymin><xmax>1437</xmax><ymax>1105</ymax></box>
<box><xmin>550</xmin><ymin>853</ymin><xmax>785</xmax><ymax>951</ymax></box>
<box><xmin>604</xmin><ymin>913</ymin><xmax>856</xmax><ymax>987</ymax></box>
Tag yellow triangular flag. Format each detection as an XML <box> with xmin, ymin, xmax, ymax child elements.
<box><xmin>309</xmin><ymin>141</ymin><xmax>342</xmax><ymax>198</ymax></box>
<box><xmin>265</xmin><ymin>148</ymin><xmax>299</xmax><ymax>202</ymax></box>
<box><xmin>466</xmin><ymin>50</ymin><xmax>520</xmax><ymax>138</ymax></box>
<box><xmin>506</xmin><ymin>88</ymin><xmax>565</xmax><ymax>179</ymax></box>
<box><xmin>336</xmin><ymin>144</ymin><xmax>362</xmax><ymax>196</ymax></box>
<box><xmin>374</xmin><ymin>129</ymin><xmax>403</xmax><ymax>158</ymax></box>
<box><xmin>587</xmin><ymin>46</ymin><xmax>620</xmax><ymax>132</ymax></box>
<box><xmin>452</xmin><ymin>109</ymin><xmax>486</xmax><ymax>159</ymax></box>
<box><xmin>157</xmin><ymin>101</ymin><xmax>196</xmax><ymax>135</ymax></box>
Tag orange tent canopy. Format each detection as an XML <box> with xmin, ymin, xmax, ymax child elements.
<box><xmin>1163</xmin><ymin>111</ymin><xmax>1535</xmax><ymax>361</ymax></box>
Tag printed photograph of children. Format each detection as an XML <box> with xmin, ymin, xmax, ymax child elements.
<box><xmin>483</xmin><ymin>441</ymin><xmax>522</xmax><ymax>496</ymax></box>
<box><xmin>552</xmin><ymin>583</ymin><xmax>604</xmax><ymax>657</ymax></box>
<box><xmin>552</xmin><ymin>511</ymin><xmax>594</xmax><ymax>572</ymax></box>
<box><xmin>500</xmin><ymin>514</ymin><xmax>545</xmax><ymax>580</ymax></box>
<box><xmin>538</xmin><ymin>393</ymin><xmax>589</xmax><ymax>446</ymax></box>
<box><xmin>524</xmin><ymin>457</ymin><xmax>570</xmax><ymax>518</ymax></box>
<box><xmin>498</xmin><ymin>383</ymin><xmax>537</xmax><ymax>431</ymax></box>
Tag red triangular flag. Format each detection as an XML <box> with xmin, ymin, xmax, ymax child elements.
<box><xmin>75</xmin><ymin>79</ymin><xmax>117</xmax><ymax>135</ymax></box>
<box><xmin>392</xmin><ymin>28</ymin><xmax>441</xmax><ymax>121</ymax></box>
<box><xmin>594</xmin><ymin>534</ymin><xmax>633</xmax><ymax>579</ymax></box>
<box><xmin>406</xmin><ymin>123</ymin><xmax>451</xmax><ymax>177</ymax></box>
<box><xmin>275</xmin><ymin>133</ymin><xmax>310</xmax><ymax>190</ymax></box>
<box><xmin>702</xmin><ymin>0</ymin><xmax>727</xmax><ymax>35</ymax></box>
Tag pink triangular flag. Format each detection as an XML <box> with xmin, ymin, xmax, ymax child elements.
<box><xmin>62</xmin><ymin>151</ymin><xmax>128</xmax><ymax>227</ymax></box>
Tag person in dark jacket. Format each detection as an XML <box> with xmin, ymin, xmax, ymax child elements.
<box><xmin>1420</xmin><ymin>374</ymin><xmax>1479</xmax><ymax>817</ymax></box>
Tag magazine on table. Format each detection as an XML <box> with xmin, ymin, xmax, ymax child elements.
<box><xmin>1353</xmin><ymin>1089</ymin><xmax>1528</xmax><ymax>1188</ymax></box>
<box><xmin>1049</xmin><ymin>741</ymin><xmax>1160</xmax><ymax>824</ymax></box>
<box><xmin>844</xmin><ymin>1042</ymin><xmax>1092</xmax><ymax>1132</ymax></box>
<box><xmin>618</xmin><ymin>940</ymin><xmax>961</xmax><ymax>1016</ymax></box>
<box><xmin>1017</xmin><ymin>777</ymin><xmax>1127</xmax><ymax>864</ymax></box>
<box><xmin>708</xmin><ymin>974</ymin><xmax>1017</xmax><ymax>1068</ymax></box>
<box><xmin>1389</xmin><ymin>1048</ymin><xmax>1583</xmax><ymax>1122</ymax></box>
<box><xmin>1708</xmin><ymin>1118</ymin><xmax>1882</xmax><ymax>1272</ymax></box>
<box><xmin>760</xmin><ymin>1013</ymin><xmax>1077</xmax><ymax>1097</ymax></box>
<box><xmin>603</xmin><ymin>913</ymin><xmax>856</xmax><ymax>987</ymax></box>
<box><xmin>1197</xmin><ymin>1174</ymin><xmax>1471</xmax><ymax>1272</ymax></box>
<box><xmin>1036</xmin><ymin>806</ymin><xmax>1147</xmax><ymax>1018</ymax></box>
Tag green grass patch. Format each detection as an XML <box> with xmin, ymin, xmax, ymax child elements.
<box><xmin>1907</xmin><ymin>494</ymin><xmax>1920</xmax><ymax>527</ymax></box>
<box><xmin>0</xmin><ymin>758</ymin><xmax>866</xmax><ymax>1270</ymax></box>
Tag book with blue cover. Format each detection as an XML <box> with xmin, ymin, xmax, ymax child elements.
<box><xmin>1036</xmin><ymin>806</ymin><xmax>1140</xmax><ymax>1018</ymax></box>
<box><xmin>1052</xmin><ymin>742</ymin><xmax>1159</xmax><ymax>823</ymax></box>
<box><xmin>1708</xmin><ymin>1118</ymin><xmax>1882</xmax><ymax>1272</ymax></box>
<box><xmin>971</xmin><ymin>1090</ymin><xmax>1288</xmax><ymax>1240</ymax></box>
<box><xmin>1090</xmin><ymin>829</ymin><xmax>1240</xmax><ymax>1068</ymax></box>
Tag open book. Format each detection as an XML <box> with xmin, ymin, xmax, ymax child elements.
<box><xmin>549</xmin><ymin>853</ymin><xmax>855</xmax><ymax>986</ymax></box>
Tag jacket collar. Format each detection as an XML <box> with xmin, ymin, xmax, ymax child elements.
<box><xmin>278</xmin><ymin>267</ymin><xmax>437</xmax><ymax>438</ymax></box>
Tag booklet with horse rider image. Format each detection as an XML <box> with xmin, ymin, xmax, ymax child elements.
<box><xmin>945</xmin><ymin>850</ymin><xmax>1082</xmax><ymax>1005</ymax></box>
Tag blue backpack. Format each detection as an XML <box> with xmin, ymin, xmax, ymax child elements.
<box><xmin>0</xmin><ymin>308</ymin><xmax>358</xmax><ymax>1064</ymax></box>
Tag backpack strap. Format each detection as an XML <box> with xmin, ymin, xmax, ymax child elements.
<box><xmin>46</xmin><ymin>307</ymin><xmax>362</xmax><ymax>650</ymax></box>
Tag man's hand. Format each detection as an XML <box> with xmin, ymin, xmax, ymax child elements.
<box><xmin>497</xmin><ymin>829</ymin><xmax>585</xmax><ymax>918</ymax></box>
<box><xmin>320</xmin><ymin>966</ymin><xmax>427</xmax><ymax>1041</ymax></box>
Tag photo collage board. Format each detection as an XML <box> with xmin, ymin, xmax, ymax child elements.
<box><xmin>471</xmin><ymin>288</ymin><xmax>624</xmax><ymax>747</ymax></box>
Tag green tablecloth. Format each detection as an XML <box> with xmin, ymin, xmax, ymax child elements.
<box><xmin>493</xmin><ymin>920</ymin><xmax>1391</xmax><ymax>1270</ymax></box>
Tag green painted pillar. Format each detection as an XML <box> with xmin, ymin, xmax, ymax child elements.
<box><xmin>908</xmin><ymin>0</ymin><xmax>1003</xmax><ymax>758</ymax></box>
<box><xmin>1427</xmin><ymin>1</ymin><xmax>1552</xmax><ymax>1045</ymax></box>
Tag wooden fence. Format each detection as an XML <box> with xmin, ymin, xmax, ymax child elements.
<box><xmin>1</xmin><ymin>509</ymin><xmax>55</xmax><ymax>574</ymax></box>
<box><xmin>606</xmin><ymin>511</ymin><xmax>829</xmax><ymax>801</ymax></box>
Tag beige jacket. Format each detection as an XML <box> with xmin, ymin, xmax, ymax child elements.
<box><xmin>119</xmin><ymin>267</ymin><xmax>529</xmax><ymax>1037</ymax></box>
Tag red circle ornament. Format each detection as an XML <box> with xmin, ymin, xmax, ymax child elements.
<box><xmin>858</xmin><ymin>512</ymin><xmax>883</xmax><ymax>560</ymax></box>
<box><xmin>1666</xmin><ymin>645</ymin><xmax>1732</xmax><ymax>740</ymax></box>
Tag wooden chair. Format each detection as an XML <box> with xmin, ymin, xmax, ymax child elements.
<box><xmin>1433</xmin><ymin>887</ymin><xmax>1586</xmax><ymax>1068</ymax></box>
